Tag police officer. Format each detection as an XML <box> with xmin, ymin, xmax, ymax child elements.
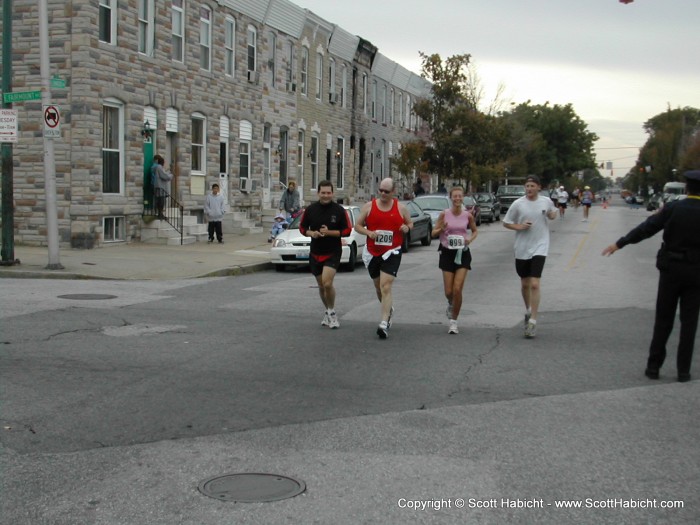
<box><xmin>602</xmin><ymin>170</ymin><xmax>700</xmax><ymax>383</ymax></box>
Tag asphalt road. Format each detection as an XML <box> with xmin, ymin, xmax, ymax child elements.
<box><xmin>1</xmin><ymin>199</ymin><xmax>698</xmax><ymax>524</ymax></box>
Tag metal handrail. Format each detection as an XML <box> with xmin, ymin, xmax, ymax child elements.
<box><xmin>143</xmin><ymin>188</ymin><xmax>185</xmax><ymax>245</ymax></box>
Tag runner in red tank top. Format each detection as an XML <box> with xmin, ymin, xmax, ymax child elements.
<box><xmin>354</xmin><ymin>178</ymin><xmax>413</xmax><ymax>339</ymax></box>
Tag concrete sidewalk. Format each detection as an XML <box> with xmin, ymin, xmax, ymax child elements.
<box><xmin>0</xmin><ymin>232</ymin><xmax>273</xmax><ymax>280</ymax></box>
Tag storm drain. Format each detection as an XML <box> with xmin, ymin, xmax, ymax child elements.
<box><xmin>57</xmin><ymin>294</ymin><xmax>117</xmax><ymax>300</ymax></box>
<box><xmin>198</xmin><ymin>473</ymin><xmax>306</xmax><ymax>503</ymax></box>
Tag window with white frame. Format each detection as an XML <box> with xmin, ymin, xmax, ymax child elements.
<box><xmin>171</xmin><ymin>0</ymin><xmax>184</xmax><ymax>62</ymax></box>
<box><xmin>269</xmin><ymin>33</ymin><xmax>276</xmax><ymax>87</ymax></box>
<box><xmin>247</xmin><ymin>25</ymin><xmax>257</xmax><ymax>74</ymax></box>
<box><xmin>99</xmin><ymin>0</ymin><xmax>117</xmax><ymax>45</ymax></box>
<box><xmin>341</xmin><ymin>66</ymin><xmax>347</xmax><ymax>108</ymax></box>
<box><xmin>371</xmin><ymin>80</ymin><xmax>377</xmax><ymax>120</ymax></box>
<box><xmin>328</xmin><ymin>58</ymin><xmax>336</xmax><ymax>103</ymax></box>
<box><xmin>336</xmin><ymin>137</ymin><xmax>344</xmax><ymax>189</ymax></box>
<box><xmin>381</xmin><ymin>84</ymin><xmax>387</xmax><ymax>124</ymax></box>
<box><xmin>297</xmin><ymin>131</ymin><xmax>305</xmax><ymax>184</ymax></box>
<box><xmin>310</xmin><ymin>134</ymin><xmax>319</xmax><ymax>189</ymax></box>
<box><xmin>239</xmin><ymin>142</ymin><xmax>250</xmax><ymax>179</ymax></box>
<box><xmin>102</xmin><ymin>100</ymin><xmax>123</xmax><ymax>194</ymax></box>
<box><xmin>103</xmin><ymin>216</ymin><xmax>126</xmax><ymax>242</ymax></box>
<box><xmin>286</xmin><ymin>42</ymin><xmax>295</xmax><ymax>88</ymax></box>
<box><xmin>406</xmin><ymin>95</ymin><xmax>412</xmax><ymax>130</ymax></box>
<box><xmin>263</xmin><ymin>124</ymin><xmax>271</xmax><ymax>188</ymax></box>
<box><xmin>390</xmin><ymin>88</ymin><xmax>395</xmax><ymax>125</ymax></box>
<box><xmin>220</xmin><ymin>116</ymin><xmax>230</xmax><ymax>175</ymax></box>
<box><xmin>224</xmin><ymin>17</ymin><xmax>235</xmax><ymax>77</ymax></box>
<box><xmin>300</xmin><ymin>47</ymin><xmax>309</xmax><ymax>95</ymax></box>
<box><xmin>199</xmin><ymin>6</ymin><xmax>212</xmax><ymax>71</ymax></box>
<box><xmin>398</xmin><ymin>92</ymin><xmax>404</xmax><ymax>126</ymax></box>
<box><xmin>138</xmin><ymin>0</ymin><xmax>155</xmax><ymax>56</ymax></box>
<box><xmin>315</xmin><ymin>52</ymin><xmax>323</xmax><ymax>101</ymax></box>
<box><xmin>362</xmin><ymin>74</ymin><xmax>367</xmax><ymax>114</ymax></box>
<box><xmin>191</xmin><ymin>113</ymin><xmax>206</xmax><ymax>174</ymax></box>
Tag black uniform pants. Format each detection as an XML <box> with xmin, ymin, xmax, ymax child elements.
<box><xmin>208</xmin><ymin>221</ymin><xmax>222</xmax><ymax>242</ymax></box>
<box><xmin>648</xmin><ymin>264</ymin><xmax>700</xmax><ymax>375</ymax></box>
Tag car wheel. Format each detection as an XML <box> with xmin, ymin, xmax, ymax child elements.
<box><xmin>477</xmin><ymin>215</ymin><xmax>482</xmax><ymax>226</ymax></box>
<box><xmin>275</xmin><ymin>264</ymin><xmax>285</xmax><ymax>272</ymax></box>
<box><xmin>343</xmin><ymin>243</ymin><xmax>357</xmax><ymax>272</ymax></box>
<box><xmin>421</xmin><ymin>222</ymin><xmax>432</xmax><ymax>246</ymax></box>
<box><xmin>402</xmin><ymin>232</ymin><xmax>410</xmax><ymax>253</ymax></box>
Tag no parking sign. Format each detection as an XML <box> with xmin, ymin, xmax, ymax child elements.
<box><xmin>43</xmin><ymin>105</ymin><xmax>61</xmax><ymax>138</ymax></box>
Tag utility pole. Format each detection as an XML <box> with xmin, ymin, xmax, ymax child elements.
<box><xmin>39</xmin><ymin>0</ymin><xmax>62</xmax><ymax>268</ymax></box>
<box><xmin>1</xmin><ymin>0</ymin><xmax>18</xmax><ymax>265</ymax></box>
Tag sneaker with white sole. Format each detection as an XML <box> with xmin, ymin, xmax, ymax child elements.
<box><xmin>321</xmin><ymin>312</ymin><xmax>330</xmax><ymax>327</ymax></box>
<box><xmin>328</xmin><ymin>310</ymin><xmax>340</xmax><ymax>329</ymax></box>
<box><xmin>524</xmin><ymin>312</ymin><xmax>531</xmax><ymax>329</ymax></box>
<box><xmin>524</xmin><ymin>321</ymin><xmax>537</xmax><ymax>339</ymax></box>
<box><xmin>377</xmin><ymin>321</ymin><xmax>388</xmax><ymax>339</ymax></box>
<box><xmin>386</xmin><ymin>306</ymin><xmax>395</xmax><ymax>329</ymax></box>
<box><xmin>448</xmin><ymin>320</ymin><xmax>459</xmax><ymax>334</ymax></box>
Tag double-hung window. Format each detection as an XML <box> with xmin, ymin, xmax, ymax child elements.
<box><xmin>191</xmin><ymin>114</ymin><xmax>206</xmax><ymax>175</ymax></box>
<box><xmin>102</xmin><ymin>100</ymin><xmax>124</xmax><ymax>194</ymax></box>
<box><xmin>224</xmin><ymin>17</ymin><xmax>236</xmax><ymax>77</ymax></box>
<box><xmin>99</xmin><ymin>0</ymin><xmax>117</xmax><ymax>45</ymax></box>
<box><xmin>199</xmin><ymin>7</ymin><xmax>212</xmax><ymax>71</ymax></box>
<box><xmin>171</xmin><ymin>0</ymin><xmax>185</xmax><ymax>62</ymax></box>
<box><xmin>138</xmin><ymin>0</ymin><xmax>155</xmax><ymax>56</ymax></box>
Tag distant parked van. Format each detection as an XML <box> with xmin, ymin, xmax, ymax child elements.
<box><xmin>661</xmin><ymin>181</ymin><xmax>686</xmax><ymax>207</ymax></box>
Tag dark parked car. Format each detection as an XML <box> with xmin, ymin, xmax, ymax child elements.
<box><xmin>399</xmin><ymin>200</ymin><xmax>432</xmax><ymax>252</ymax></box>
<box><xmin>474</xmin><ymin>192</ymin><xmax>501</xmax><ymax>222</ymax></box>
<box><xmin>413</xmin><ymin>194</ymin><xmax>482</xmax><ymax>227</ymax></box>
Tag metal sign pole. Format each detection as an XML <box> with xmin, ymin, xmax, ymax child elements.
<box><xmin>39</xmin><ymin>0</ymin><xmax>62</xmax><ymax>268</ymax></box>
<box><xmin>1</xmin><ymin>0</ymin><xmax>18</xmax><ymax>265</ymax></box>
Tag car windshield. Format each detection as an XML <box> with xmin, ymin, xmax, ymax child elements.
<box><xmin>414</xmin><ymin>197</ymin><xmax>449</xmax><ymax>210</ymax></box>
<box><xmin>475</xmin><ymin>194</ymin><xmax>491</xmax><ymax>203</ymax></box>
<box><xmin>463</xmin><ymin>196</ymin><xmax>476</xmax><ymax>206</ymax></box>
<box><xmin>288</xmin><ymin>214</ymin><xmax>302</xmax><ymax>229</ymax></box>
<box><xmin>497</xmin><ymin>186</ymin><xmax>525</xmax><ymax>196</ymax></box>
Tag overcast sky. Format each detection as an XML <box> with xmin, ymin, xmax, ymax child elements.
<box><xmin>299</xmin><ymin>0</ymin><xmax>700</xmax><ymax>175</ymax></box>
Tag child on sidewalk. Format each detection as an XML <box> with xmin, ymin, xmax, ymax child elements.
<box><xmin>269</xmin><ymin>212</ymin><xmax>289</xmax><ymax>242</ymax></box>
<box><xmin>204</xmin><ymin>183</ymin><xmax>226</xmax><ymax>243</ymax></box>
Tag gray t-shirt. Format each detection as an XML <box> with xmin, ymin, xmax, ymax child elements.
<box><xmin>504</xmin><ymin>195</ymin><xmax>557</xmax><ymax>259</ymax></box>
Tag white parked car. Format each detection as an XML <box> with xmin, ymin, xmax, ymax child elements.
<box><xmin>270</xmin><ymin>205</ymin><xmax>366</xmax><ymax>272</ymax></box>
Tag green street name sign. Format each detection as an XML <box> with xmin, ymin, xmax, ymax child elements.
<box><xmin>3</xmin><ymin>90</ymin><xmax>42</xmax><ymax>103</ymax></box>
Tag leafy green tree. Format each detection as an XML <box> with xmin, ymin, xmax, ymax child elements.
<box><xmin>500</xmin><ymin>102</ymin><xmax>598</xmax><ymax>185</ymax></box>
<box><xmin>635</xmin><ymin>106</ymin><xmax>700</xmax><ymax>192</ymax></box>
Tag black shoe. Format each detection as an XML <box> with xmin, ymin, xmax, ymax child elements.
<box><xmin>678</xmin><ymin>373</ymin><xmax>691</xmax><ymax>383</ymax></box>
<box><xmin>218</xmin><ymin>240</ymin><xmax>224</xmax><ymax>244</ymax></box>
<box><xmin>207</xmin><ymin>239</ymin><xmax>213</xmax><ymax>244</ymax></box>
<box><xmin>644</xmin><ymin>368</ymin><xmax>660</xmax><ymax>380</ymax></box>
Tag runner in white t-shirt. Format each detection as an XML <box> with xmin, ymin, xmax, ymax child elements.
<box><xmin>503</xmin><ymin>175</ymin><xmax>558</xmax><ymax>338</ymax></box>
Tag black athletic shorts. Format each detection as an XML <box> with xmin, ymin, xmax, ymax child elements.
<box><xmin>438</xmin><ymin>246</ymin><xmax>472</xmax><ymax>272</ymax></box>
<box><xmin>309</xmin><ymin>249</ymin><xmax>342</xmax><ymax>276</ymax></box>
<box><xmin>366</xmin><ymin>251</ymin><xmax>402</xmax><ymax>279</ymax></box>
<box><xmin>515</xmin><ymin>255</ymin><xmax>546</xmax><ymax>278</ymax></box>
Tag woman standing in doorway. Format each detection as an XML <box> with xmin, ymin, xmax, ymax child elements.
<box><xmin>431</xmin><ymin>186</ymin><xmax>479</xmax><ymax>334</ymax></box>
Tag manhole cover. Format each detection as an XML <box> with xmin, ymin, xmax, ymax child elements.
<box><xmin>57</xmin><ymin>294</ymin><xmax>118</xmax><ymax>300</ymax></box>
<box><xmin>198</xmin><ymin>473</ymin><xmax>306</xmax><ymax>503</ymax></box>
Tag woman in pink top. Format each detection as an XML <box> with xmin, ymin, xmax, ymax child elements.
<box><xmin>431</xmin><ymin>186</ymin><xmax>479</xmax><ymax>334</ymax></box>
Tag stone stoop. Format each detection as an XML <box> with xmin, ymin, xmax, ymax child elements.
<box><xmin>141</xmin><ymin>218</ymin><xmax>196</xmax><ymax>245</ymax></box>
<box><xmin>183</xmin><ymin>215</ymin><xmax>209</xmax><ymax>243</ymax></box>
<box><xmin>222</xmin><ymin>211</ymin><xmax>263</xmax><ymax>236</ymax></box>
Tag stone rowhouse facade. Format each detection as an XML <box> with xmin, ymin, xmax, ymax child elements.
<box><xmin>4</xmin><ymin>0</ymin><xmax>431</xmax><ymax>248</ymax></box>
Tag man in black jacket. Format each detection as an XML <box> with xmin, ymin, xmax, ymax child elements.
<box><xmin>602</xmin><ymin>170</ymin><xmax>700</xmax><ymax>382</ymax></box>
<box><xmin>299</xmin><ymin>180</ymin><xmax>352</xmax><ymax>329</ymax></box>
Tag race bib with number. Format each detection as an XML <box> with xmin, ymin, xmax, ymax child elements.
<box><xmin>375</xmin><ymin>230</ymin><xmax>394</xmax><ymax>246</ymax></box>
<box><xmin>447</xmin><ymin>235</ymin><xmax>465</xmax><ymax>249</ymax></box>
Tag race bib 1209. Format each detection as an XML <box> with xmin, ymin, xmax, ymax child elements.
<box><xmin>375</xmin><ymin>229</ymin><xmax>394</xmax><ymax>246</ymax></box>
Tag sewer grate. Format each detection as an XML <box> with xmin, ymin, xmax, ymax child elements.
<box><xmin>57</xmin><ymin>294</ymin><xmax>118</xmax><ymax>300</ymax></box>
<box><xmin>198</xmin><ymin>473</ymin><xmax>306</xmax><ymax>503</ymax></box>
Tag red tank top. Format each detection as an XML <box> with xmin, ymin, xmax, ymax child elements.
<box><xmin>366</xmin><ymin>198</ymin><xmax>404</xmax><ymax>256</ymax></box>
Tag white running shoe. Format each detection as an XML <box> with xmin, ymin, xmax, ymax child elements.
<box><xmin>448</xmin><ymin>320</ymin><xmax>459</xmax><ymax>334</ymax></box>
<box><xmin>328</xmin><ymin>310</ymin><xmax>340</xmax><ymax>329</ymax></box>
<box><xmin>387</xmin><ymin>307</ymin><xmax>394</xmax><ymax>329</ymax></box>
<box><xmin>524</xmin><ymin>321</ymin><xmax>537</xmax><ymax>339</ymax></box>
<box><xmin>321</xmin><ymin>312</ymin><xmax>330</xmax><ymax>327</ymax></box>
<box><xmin>377</xmin><ymin>321</ymin><xmax>388</xmax><ymax>339</ymax></box>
